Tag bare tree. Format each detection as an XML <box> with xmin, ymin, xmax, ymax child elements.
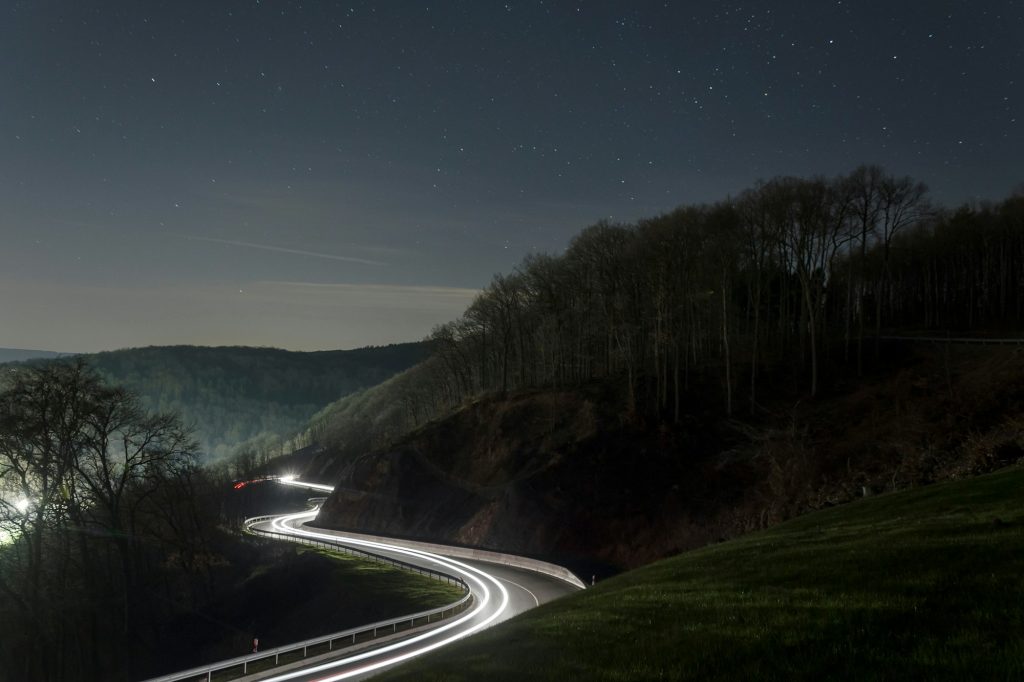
<box><xmin>847</xmin><ymin>164</ymin><xmax>885</xmax><ymax>374</ymax></box>
<box><xmin>0</xmin><ymin>360</ymin><xmax>199</xmax><ymax>681</ymax></box>
<box><xmin>873</xmin><ymin>174</ymin><xmax>931</xmax><ymax>352</ymax></box>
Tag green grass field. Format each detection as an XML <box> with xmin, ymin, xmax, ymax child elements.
<box><xmin>381</xmin><ymin>466</ymin><xmax>1024</xmax><ymax>681</ymax></box>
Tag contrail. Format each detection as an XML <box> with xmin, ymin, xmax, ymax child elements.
<box><xmin>186</xmin><ymin>236</ymin><xmax>387</xmax><ymax>266</ymax></box>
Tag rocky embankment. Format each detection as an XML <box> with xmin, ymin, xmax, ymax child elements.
<box><xmin>312</xmin><ymin>386</ymin><xmax>753</xmax><ymax>572</ymax></box>
<box><xmin>311</xmin><ymin>344</ymin><xmax>1024</xmax><ymax>573</ymax></box>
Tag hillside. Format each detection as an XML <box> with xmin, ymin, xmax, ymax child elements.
<box><xmin>297</xmin><ymin>177</ymin><xmax>1024</xmax><ymax>571</ymax></box>
<box><xmin>381</xmin><ymin>465</ymin><xmax>1024</xmax><ymax>681</ymax></box>
<box><xmin>310</xmin><ymin>384</ymin><xmax>739</xmax><ymax>572</ymax></box>
<box><xmin>310</xmin><ymin>342</ymin><xmax>1024</xmax><ymax>572</ymax></box>
<box><xmin>48</xmin><ymin>343</ymin><xmax>427</xmax><ymax>459</ymax></box>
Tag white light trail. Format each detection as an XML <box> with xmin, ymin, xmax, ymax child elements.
<box><xmin>277</xmin><ymin>477</ymin><xmax>336</xmax><ymax>493</ymax></box>
<box><xmin>256</xmin><ymin>511</ymin><xmax>510</xmax><ymax>681</ymax></box>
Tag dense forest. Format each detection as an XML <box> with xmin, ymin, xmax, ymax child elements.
<box><xmin>426</xmin><ymin>166</ymin><xmax>1021</xmax><ymax>413</ymax></box>
<box><xmin>73</xmin><ymin>343</ymin><xmax>427</xmax><ymax>460</ymax></box>
<box><xmin>299</xmin><ymin>166</ymin><xmax>1023</xmax><ymax>468</ymax></box>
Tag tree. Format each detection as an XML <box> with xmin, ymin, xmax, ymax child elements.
<box><xmin>0</xmin><ymin>360</ymin><xmax>199</xmax><ymax>681</ymax></box>
<box><xmin>778</xmin><ymin>177</ymin><xmax>855</xmax><ymax>397</ymax></box>
<box><xmin>706</xmin><ymin>202</ymin><xmax>742</xmax><ymax>416</ymax></box>
<box><xmin>873</xmin><ymin>174</ymin><xmax>930</xmax><ymax>352</ymax></box>
<box><xmin>846</xmin><ymin>164</ymin><xmax>885</xmax><ymax>374</ymax></box>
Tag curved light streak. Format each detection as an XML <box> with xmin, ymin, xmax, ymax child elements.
<box><xmin>277</xmin><ymin>477</ymin><xmax>336</xmax><ymax>493</ymax></box>
<box><xmin>255</xmin><ymin>508</ymin><xmax>511</xmax><ymax>681</ymax></box>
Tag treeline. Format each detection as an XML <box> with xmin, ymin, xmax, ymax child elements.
<box><xmin>298</xmin><ymin>167</ymin><xmax>1023</xmax><ymax>471</ymax></box>
<box><xmin>0</xmin><ymin>361</ymin><xmax>221</xmax><ymax>681</ymax></box>
<box><xmin>414</xmin><ymin>167</ymin><xmax>1023</xmax><ymax>421</ymax></box>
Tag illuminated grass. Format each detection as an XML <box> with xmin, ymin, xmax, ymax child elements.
<box><xmin>197</xmin><ymin>546</ymin><xmax>466</xmax><ymax>682</ymax></box>
<box><xmin>381</xmin><ymin>466</ymin><xmax>1024</xmax><ymax>681</ymax></box>
<box><xmin>301</xmin><ymin>547</ymin><xmax>466</xmax><ymax>606</ymax></box>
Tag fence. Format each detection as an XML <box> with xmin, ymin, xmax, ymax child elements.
<box><xmin>139</xmin><ymin>517</ymin><xmax>472</xmax><ymax>682</ymax></box>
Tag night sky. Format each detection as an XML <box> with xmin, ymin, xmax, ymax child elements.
<box><xmin>1</xmin><ymin>1</ymin><xmax>1020</xmax><ymax>352</ymax></box>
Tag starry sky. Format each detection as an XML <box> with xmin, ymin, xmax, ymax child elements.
<box><xmin>1</xmin><ymin>1</ymin><xmax>1021</xmax><ymax>353</ymax></box>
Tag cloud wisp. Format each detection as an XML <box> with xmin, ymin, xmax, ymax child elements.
<box><xmin>186</xmin><ymin>235</ymin><xmax>388</xmax><ymax>266</ymax></box>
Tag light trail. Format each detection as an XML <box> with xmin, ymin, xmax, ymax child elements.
<box><xmin>251</xmin><ymin>490</ymin><xmax>511</xmax><ymax>680</ymax></box>
<box><xmin>144</xmin><ymin>475</ymin><xmax>574</xmax><ymax>682</ymax></box>
<box><xmin>277</xmin><ymin>476</ymin><xmax>336</xmax><ymax>493</ymax></box>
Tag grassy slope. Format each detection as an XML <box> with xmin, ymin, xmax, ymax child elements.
<box><xmin>382</xmin><ymin>467</ymin><xmax>1024</xmax><ymax>681</ymax></box>
<box><xmin>142</xmin><ymin>546</ymin><xmax>463</xmax><ymax>678</ymax></box>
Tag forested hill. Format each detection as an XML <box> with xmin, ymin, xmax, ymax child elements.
<box><xmin>298</xmin><ymin>167</ymin><xmax>1024</xmax><ymax>567</ymax></box>
<box><xmin>79</xmin><ymin>343</ymin><xmax>427</xmax><ymax>459</ymax></box>
<box><xmin>301</xmin><ymin>167</ymin><xmax>1024</xmax><ymax>473</ymax></box>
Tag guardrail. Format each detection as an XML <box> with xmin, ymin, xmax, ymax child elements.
<box><xmin>139</xmin><ymin>517</ymin><xmax>472</xmax><ymax>682</ymax></box>
<box><xmin>243</xmin><ymin>516</ymin><xmax>470</xmax><ymax>590</ymax></box>
<box><xmin>140</xmin><ymin>594</ymin><xmax>473</xmax><ymax>682</ymax></box>
<box><xmin>879</xmin><ymin>335</ymin><xmax>1024</xmax><ymax>344</ymax></box>
<box><xmin>303</xmin><ymin>526</ymin><xmax>589</xmax><ymax>590</ymax></box>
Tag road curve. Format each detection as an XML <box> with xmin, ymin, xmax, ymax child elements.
<box><xmin>242</xmin><ymin>482</ymin><xmax>580</xmax><ymax>681</ymax></box>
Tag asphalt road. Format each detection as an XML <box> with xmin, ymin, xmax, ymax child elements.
<box><xmin>244</xmin><ymin>507</ymin><xmax>580</xmax><ymax>681</ymax></box>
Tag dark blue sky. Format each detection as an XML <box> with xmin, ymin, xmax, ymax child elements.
<box><xmin>1</xmin><ymin>1</ymin><xmax>1020</xmax><ymax>351</ymax></box>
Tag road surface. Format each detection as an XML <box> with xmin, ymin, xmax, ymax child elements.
<box><xmin>239</xmin><ymin>485</ymin><xmax>580</xmax><ymax>681</ymax></box>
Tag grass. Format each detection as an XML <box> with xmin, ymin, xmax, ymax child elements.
<box><xmin>200</xmin><ymin>550</ymin><xmax>466</xmax><ymax>681</ymax></box>
<box><xmin>147</xmin><ymin>544</ymin><xmax>465</xmax><ymax>680</ymax></box>
<box><xmin>301</xmin><ymin>546</ymin><xmax>467</xmax><ymax>608</ymax></box>
<box><xmin>380</xmin><ymin>466</ymin><xmax>1024</xmax><ymax>681</ymax></box>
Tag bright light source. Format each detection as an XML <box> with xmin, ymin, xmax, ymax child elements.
<box><xmin>14</xmin><ymin>497</ymin><xmax>30</xmax><ymax>514</ymax></box>
<box><xmin>277</xmin><ymin>477</ymin><xmax>335</xmax><ymax>492</ymax></box>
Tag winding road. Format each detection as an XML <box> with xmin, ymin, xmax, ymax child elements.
<box><xmin>237</xmin><ymin>478</ymin><xmax>581</xmax><ymax>681</ymax></box>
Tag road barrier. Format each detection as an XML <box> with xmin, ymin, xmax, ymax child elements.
<box><xmin>879</xmin><ymin>335</ymin><xmax>1024</xmax><ymax>344</ymax></box>
<box><xmin>304</xmin><ymin>525</ymin><xmax>589</xmax><ymax>590</ymax></box>
<box><xmin>138</xmin><ymin>517</ymin><xmax>472</xmax><ymax>682</ymax></box>
<box><xmin>243</xmin><ymin>515</ymin><xmax>472</xmax><ymax>591</ymax></box>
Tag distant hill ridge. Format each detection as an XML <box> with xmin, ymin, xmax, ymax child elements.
<box><xmin>4</xmin><ymin>343</ymin><xmax>429</xmax><ymax>460</ymax></box>
<box><xmin>0</xmin><ymin>348</ymin><xmax>75</xmax><ymax>363</ymax></box>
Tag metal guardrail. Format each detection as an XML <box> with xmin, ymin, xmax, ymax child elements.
<box><xmin>303</xmin><ymin>526</ymin><xmax>589</xmax><ymax>591</ymax></box>
<box><xmin>879</xmin><ymin>335</ymin><xmax>1024</xmax><ymax>344</ymax></box>
<box><xmin>243</xmin><ymin>520</ymin><xmax>471</xmax><ymax>589</ymax></box>
<box><xmin>139</xmin><ymin>517</ymin><xmax>472</xmax><ymax>682</ymax></box>
<box><xmin>242</xmin><ymin>516</ymin><xmax>470</xmax><ymax>591</ymax></box>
